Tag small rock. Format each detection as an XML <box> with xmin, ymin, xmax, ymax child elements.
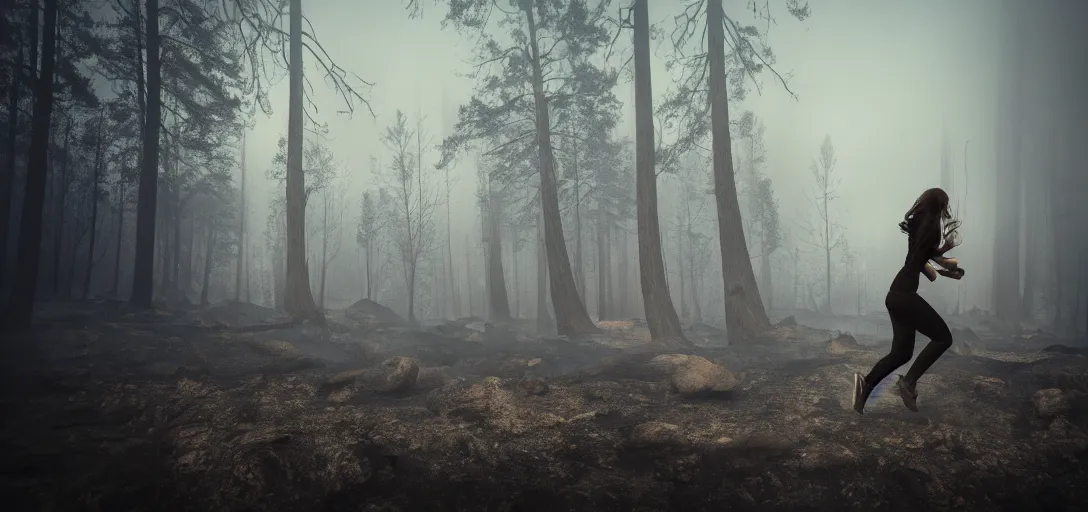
<box><xmin>372</xmin><ymin>357</ymin><xmax>420</xmax><ymax>393</ymax></box>
<box><xmin>176</xmin><ymin>377</ymin><xmax>215</xmax><ymax>398</ymax></box>
<box><xmin>527</xmin><ymin>358</ymin><xmax>543</xmax><ymax>367</ymax></box>
<box><xmin>1033</xmin><ymin>388</ymin><xmax>1072</xmax><ymax>419</ymax></box>
<box><xmin>245</xmin><ymin>338</ymin><xmax>298</xmax><ymax>357</ymax></box>
<box><xmin>629</xmin><ymin>421</ymin><xmax>682</xmax><ymax>447</ymax></box>
<box><xmin>427</xmin><ymin>377</ymin><xmax>524</xmax><ymax>433</ymax></box>
<box><xmin>776</xmin><ymin>316</ymin><xmax>797</xmax><ymax>327</ymax></box>
<box><xmin>1047</xmin><ymin>417</ymin><xmax>1076</xmax><ymax>437</ymax></box>
<box><xmin>518</xmin><ymin>377</ymin><xmax>549</xmax><ymax>396</ymax></box>
<box><xmin>327</xmin><ymin>386</ymin><xmax>355</xmax><ymax>403</ymax></box>
<box><xmin>417</xmin><ymin>366</ymin><xmax>455</xmax><ymax>388</ymax></box>
<box><xmin>326</xmin><ymin>368</ymin><xmax>367</xmax><ymax>387</ymax></box>
<box><xmin>951</xmin><ymin>328</ymin><xmax>979</xmax><ymax>356</ymax></box>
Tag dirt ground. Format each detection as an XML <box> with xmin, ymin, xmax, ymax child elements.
<box><xmin>1</xmin><ymin>300</ymin><xmax>1087</xmax><ymax>511</ymax></box>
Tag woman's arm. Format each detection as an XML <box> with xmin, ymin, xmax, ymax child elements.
<box><xmin>906</xmin><ymin>219</ymin><xmax>941</xmax><ymax>272</ymax></box>
<box><xmin>933</xmin><ymin>256</ymin><xmax>959</xmax><ymax>269</ymax></box>
<box><xmin>923</xmin><ymin>263</ymin><xmax>938</xmax><ymax>282</ymax></box>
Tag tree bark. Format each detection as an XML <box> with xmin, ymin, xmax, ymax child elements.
<box><xmin>523</xmin><ymin>1</ymin><xmax>597</xmax><ymax>336</ymax></box>
<box><xmin>465</xmin><ymin>232</ymin><xmax>474</xmax><ymax>316</ymax></box>
<box><xmin>200</xmin><ymin>223</ymin><xmax>217</xmax><ymax>306</ymax></box>
<box><xmin>487</xmin><ymin>190</ymin><xmax>511</xmax><ymax>320</ymax></box>
<box><xmin>596</xmin><ymin>206</ymin><xmax>607</xmax><ymax>320</ymax></box>
<box><xmin>512</xmin><ymin>230</ymin><xmax>520</xmax><ymax>318</ymax></box>
<box><xmin>633</xmin><ymin>0</ymin><xmax>688</xmax><ymax>345</ymax></box>
<box><xmin>52</xmin><ymin>122</ymin><xmax>69</xmax><ymax>296</ymax></box>
<box><xmin>536</xmin><ymin>203</ymin><xmax>551</xmax><ymax>332</ymax></box>
<box><xmin>272</xmin><ymin>217</ymin><xmax>285</xmax><ymax>311</ymax></box>
<box><xmin>4</xmin><ymin>0</ymin><xmax>57</xmax><ymax>329</ymax></box>
<box><xmin>573</xmin><ymin>143</ymin><xmax>584</xmax><ymax>297</ymax></box>
<box><xmin>112</xmin><ymin>180</ymin><xmax>124</xmax><ymax>295</ymax></box>
<box><xmin>0</xmin><ymin>36</ymin><xmax>22</xmax><ymax>288</ymax></box>
<box><xmin>283</xmin><ymin>0</ymin><xmax>321</xmax><ymax>320</ymax></box>
<box><xmin>992</xmin><ymin>0</ymin><xmax>1022</xmax><ymax>327</ymax></box>
<box><xmin>760</xmin><ymin>230</ymin><xmax>773</xmax><ymax>311</ymax></box>
<box><xmin>690</xmin><ymin>249</ymin><xmax>703</xmax><ymax>323</ymax></box>
<box><xmin>445</xmin><ymin>166</ymin><xmax>458</xmax><ymax>317</ymax></box>
<box><xmin>130</xmin><ymin>0</ymin><xmax>160</xmax><ymax>307</ymax></box>
<box><xmin>235</xmin><ymin>132</ymin><xmax>247</xmax><ymax>301</ymax></box>
<box><xmin>319</xmin><ymin>191</ymin><xmax>328</xmax><ymax>310</ymax></box>
<box><xmin>170</xmin><ymin>118</ymin><xmax>182</xmax><ymax>297</ymax></box>
<box><xmin>707</xmin><ymin>0</ymin><xmax>770</xmax><ymax>341</ymax></box>
<box><xmin>82</xmin><ymin>113</ymin><xmax>105</xmax><ymax>300</ymax></box>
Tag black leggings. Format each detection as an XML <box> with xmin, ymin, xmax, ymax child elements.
<box><xmin>864</xmin><ymin>291</ymin><xmax>954</xmax><ymax>386</ymax></box>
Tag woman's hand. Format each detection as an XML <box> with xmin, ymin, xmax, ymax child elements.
<box><xmin>938</xmin><ymin>267</ymin><xmax>965</xmax><ymax>280</ymax></box>
<box><xmin>934</xmin><ymin>256</ymin><xmax>960</xmax><ymax>271</ymax></box>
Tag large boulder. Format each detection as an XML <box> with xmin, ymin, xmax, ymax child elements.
<box><xmin>343</xmin><ymin>299</ymin><xmax>405</xmax><ymax>331</ymax></box>
<box><xmin>826</xmin><ymin>333</ymin><xmax>867</xmax><ymax>355</ymax></box>
<box><xmin>649</xmin><ymin>354</ymin><xmax>738</xmax><ymax>395</ymax></box>
<box><xmin>1033</xmin><ymin>388</ymin><xmax>1072</xmax><ymax>419</ymax></box>
<box><xmin>323</xmin><ymin>356</ymin><xmax>421</xmax><ymax>402</ymax></box>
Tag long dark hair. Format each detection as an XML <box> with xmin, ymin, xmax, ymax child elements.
<box><xmin>898</xmin><ymin>187</ymin><xmax>962</xmax><ymax>253</ymax></box>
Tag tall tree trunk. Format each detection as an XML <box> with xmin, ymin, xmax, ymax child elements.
<box><xmin>4</xmin><ymin>0</ymin><xmax>57</xmax><ymax>329</ymax></box>
<box><xmin>596</xmin><ymin>207</ymin><xmax>606</xmax><ymax>320</ymax></box>
<box><xmin>792</xmin><ymin>247</ymin><xmax>800</xmax><ymax>309</ymax></box>
<box><xmin>272</xmin><ymin>220</ymin><xmax>285</xmax><ymax>311</ymax></box>
<box><xmin>319</xmin><ymin>192</ymin><xmax>328</xmax><ymax>310</ymax></box>
<box><xmin>690</xmin><ymin>250</ymin><xmax>703</xmax><ymax>323</ymax></box>
<box><xmin>170</xmin><ymin>124</ymin><xmax>182</xmax><ymax>297</ymax></box>
<box><xmin>992</xmin><ymin>0</ymin><xmax>1022</xmax><ymax>327</ymax></box>
<box><xmin>761</xmin><ymin>245</ymin><xmax>772</xmax><ymax>311</ymax></box>
<box><xmin>605</xmin><ymin>221</ymin><xmax>614</xmax><ymax>318</ymax></box>
<box><xmin>445</xmin><ymin>166</ymin><xmax>459</xmax><ymax>317</ymax></box>
<box><xmin>112</xmin><ymin>180</ymin><xmax>124</xmax><ymax>295</ymax></box>
<box><xmin>184</xmin><ymin>217</ymin><xmax>195</xmax><ymax>294</ymax></box>
<box><xmin>130</xmin><ymin>0</ymin><xmax>160</xmax><ymax>307</ymax></box>
<box><xmin>523</xmin><ymin>1</ymin><xmax>596</xmax><ymax>336</ymax></box>
<box><xmin>200</xmin><ymin>223</ymin><xmax>217</xmax><ymax>306</ymax></box>
<box><xmin>619</xmin><ymin>223</ymin><xmax>628</xmax><ymax>318</ymax></box>
<box><xmin>487</xmin><ymin>191</ymin><xmax>511</xmax><ymax>320</ymax></box>
<box><xmin>465</xmin><ymin>232</ymin><xmax>473</xmax><ymax>316</ymax></box>
<box><xmin>513</xmin><ymin>233</ymin><xmax>520</xmax><ymax>318</ymax></box>
<box><xmin>536</xmin><ymin>203</ymin><xmax>551</xmax><ymax>332</ymax></box>
<box><xmin>235</xmin><ymin>132</ymin><xmax>247</xmax><ymax>301</ymax></box>
<box><xmin>365</xmin><ymin>243</ymin><xmax>372</xmax><ymax>299</ymax></box>
<box><xmin>0</xmin><ymin>37</ymin><xmax>22</xmax><ymax>287</ymax></box>
<box><xmin>82</xmin><ymin>113</ymin><xmax>104</xmax><ymax>300</ymax></box>
<box><xmin>634</xmin><ymin>0</ymin><xmax>688</xmax><ymax>345</ymax></box>
<box><xmin>824</xmin><ymin>244</ymin><xmax>831</xmax><ymax>314</ymax></box>
<box><xmin>52</xmin><ymin>122</ymin><xmax>69</xmax><ymax>296</ymax></box>
<box><xmin>282</xmin><ymin>0</ymin><xmax>320</xmax><ymax>320</ymax></box>
<box><xmin>407</xmin><ymin>264</ymin><xmax>417</xmax><ymax>323</ymax></box>
<box><xmin>707</xmin><ymin>0</ymin><xmax>770</xmax><ymax>341</ymax></box>
<box><xmin>573</xmin><ymin>145</ymin><xmax>584</xmax><ymax>297</ymax></box>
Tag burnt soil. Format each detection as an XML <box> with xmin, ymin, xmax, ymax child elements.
<box><xmin>1</xmin><ymin>301</ymin><xmax>1087</xmax><ymax>511</ymax></box>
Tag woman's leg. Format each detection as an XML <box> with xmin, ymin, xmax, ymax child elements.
<box><xmin>901</xmin><ymin>294</ymin><xmax>954</xmax><ymax>383</ymax></box>
<box><xmin>853</xmin><ymin>293</ymin><xmax>918</xmax><ymax>413</ymax></box>
<box><xmin>864</xmin><ymin>313</ymin><xmax>916</xmax><ymax>387</ymax></box>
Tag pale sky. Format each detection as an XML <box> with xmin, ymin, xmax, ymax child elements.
<box><xmin>242</xmin><ymin>0</ymin><xmax>1009</xmax><ymax>310</ymax></box>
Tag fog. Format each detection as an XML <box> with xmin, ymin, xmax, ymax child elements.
<box><xmin>5</xmin><ymin>2</ymin><xmax>1088</xmax><ymax>507</ymax></box>
<box><xmin>1</xmin><ymin>0</ymin><xmax>1085</xmax><ymax>337</ymax></box>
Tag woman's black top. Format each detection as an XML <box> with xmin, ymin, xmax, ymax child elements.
<box><xmin>888</xmin><ymin>215</ymin><xmax>940</xmax><ymax>294</ymax></box>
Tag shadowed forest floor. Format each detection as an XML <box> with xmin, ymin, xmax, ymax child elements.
<box><xmin>1</xmin><ymin>300</ymin><xmax>1087</xmax><ymax>511</ymax></box>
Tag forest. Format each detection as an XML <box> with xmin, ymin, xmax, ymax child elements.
<box><xmin>1</xmin><ymin>0</ymin><xmax>1086</xmax><ymax>510</ymax></box>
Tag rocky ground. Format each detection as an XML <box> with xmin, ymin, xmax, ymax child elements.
<box><xmin>1</xmin><ymin>300</ymin><xmax>1087</xmax><ymax>511</ymax></box>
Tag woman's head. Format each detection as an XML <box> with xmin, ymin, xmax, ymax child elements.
<box><xmin>900</xmin><ymin>187</ymin><xmax>961</xmax><ymax>251</ymax></box>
